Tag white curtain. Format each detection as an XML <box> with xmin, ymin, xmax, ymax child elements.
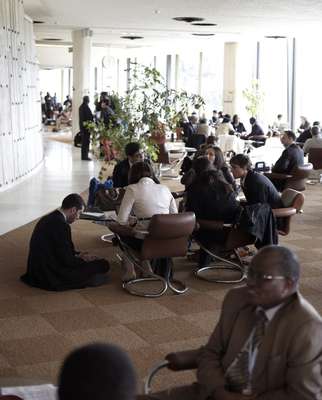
<box><xmin>0</xmin><ymin>0</ymin><xmax>43</xmax><ymax>191</ymax></box>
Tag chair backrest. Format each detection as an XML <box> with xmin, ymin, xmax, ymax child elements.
<box><xmin>186</xmin><ymin>134</ymin><xmax>206</xmax><ymax>150</ymax></box>
<box><xmin>141</xmin><ymin>213</ymin><xmax>196</xmax><ymax>260</ymax></box>
<box><xmin>286</xmin><ymin>163</ymin><xmax>313</xmax><ymax>191</ymax></box>
<box><xmin>156</xmin><ymin>143</ymin><xmax>170</xmax><ymax>164</ymax></box>
<box><xmin>308</xmin><ymin>148</ymin><xmax>322</xmax><ymax>170</ymax></box>
<box><xmin>276</xmin><ymin>189</ymin><xmax>305</xmax><ymax>235</ymax></box>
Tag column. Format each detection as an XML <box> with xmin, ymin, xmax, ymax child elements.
<box><xmin>287</xmin><ymin>38</ymin><xmax>296</xmax><ymax>131</ymax></box>
<box><xmin>223</xmin><ymin>42</ymin><xmax>238</xmax><ymax>115</ymax></box>
<box><xmin>71</xmin><ymin>28</ymin><xmax>93</xmax><ymax>136</ymax></box>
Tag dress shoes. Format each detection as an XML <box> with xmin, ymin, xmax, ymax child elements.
<box><xmin>81</xmin><ymin>157</ymin><xmax>92</xmax><ymax>161</ymax></box>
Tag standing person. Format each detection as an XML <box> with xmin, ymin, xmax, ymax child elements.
<box><xmin>21</xmin><ymin>193</ymin><xmax>110</xmax><ymax>291</ymax></box>
<box><xmin>79</xmin><ymin>96</ymin><xmax>93</xmax><ymax>161</ymax></box>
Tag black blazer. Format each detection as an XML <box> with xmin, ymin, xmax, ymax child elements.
<box><xmin>243</xmin><ymin>170</ymin><xmax>282</xmax><ymax>208</ymax></box>
<box><xmin>272</xmin><ymin>143</ymin><xmax>304</xmax><ymax>174</ymax></box>
<box><xmin>112</xmin><ymin>159</ymin><xmax>131</xmax><ymax>188</ymax></box>
<box><xmin>79</xmin><ymin>103</ymin><xmax>93</xmax><ymax>131</ymax></box>
<box><xmin>21</xmin><ymin>211</ymin><xmax>107</xmax><ymax>291</ymax></box>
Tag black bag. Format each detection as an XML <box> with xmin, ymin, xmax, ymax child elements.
<box><xmin>74</xmin><ymin>132</ymin><xmax>82</xmax><ymax>147</ymax></box>
<box><xmin>94</xmin><ymin>187</ymin><xmax>125</xmax><ymax>212</ymax></box>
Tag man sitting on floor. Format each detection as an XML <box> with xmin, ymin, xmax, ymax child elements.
<box><xmin>142</xmin><ymin>245</ymin><xmax>322</xmax><ymax>400</ymax></box>
<box><xmin>21</xmin><ymin>193</ymin><xmax>110</xmax><ymax>291</ymax></box>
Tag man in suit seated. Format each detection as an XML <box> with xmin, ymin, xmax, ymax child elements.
<box><xmin>270</xmin><ymin>130</ymin><xmax>304</xmax><ymax>191</ymax></box>
<box><xmin>112</xmin><ymin>142</ymin><xmax>144</xmax><ymax>188</ymax></box>
<box><xmin>142</xmin><ymin>245</ymin><xmax>322</xmax><ymax>400</ymax></box>
<box><xmin>21</xmin><ymin>193</ymin><xmax>110</xmax><ymax>291</ymax></box>
<box><xmin>303</xmin><ymin>125</ymin><xmax>322</xmax><ymax>155</ymax></box>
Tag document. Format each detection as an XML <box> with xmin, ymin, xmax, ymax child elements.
<box><xmin>1</xmin><ymin>384</ymin><xmax>57</xmax><ymax>400</ymax></box>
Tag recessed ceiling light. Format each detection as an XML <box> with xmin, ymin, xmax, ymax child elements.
<box><xmin>173</xmin><ymin>17</ymin><xmax>204</xmax><ymax>23</ymax></box>
<box><xmin>33</xmin><ymin>20</ymin><xmax>45</xmax><ymax>24</ymax></box>
<box><xmin>265</xmin><ymin>35</ymin><xmax>286</xmax><ymax>39</ymax></box>
<box><xmin>191</xmin><ymin>22</ymin><xmax>217</xmax><ymax>26</ymax></box>
<box><xmin>42</xmin><ymin>38</ymin><xmax>62</xmax><ymax>41</ymax></box>
<box><xmin>192</xmin><ymin>33</ymin><xmax>215</xmax><ymax>37</ymax></box>
<box><xmin>121</xmin><ymin>35</ymin><xmax>144</xmax><ymax>40</ymax></box>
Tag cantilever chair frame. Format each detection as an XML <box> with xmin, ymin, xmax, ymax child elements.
<box><xmin>109</xmin><ymin>213</ymin><xmax>195</xmax><ymax>298</ymax></box>
<box><xmin>193</xmin><ymin>220</ymin><xmax>255</xmax><ymax>284</ymax></box>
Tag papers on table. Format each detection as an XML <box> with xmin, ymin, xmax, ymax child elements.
<box><xmin>1</xmin><ymin>384</ymin><xmax>57</xmax><ymax>400</ymax></box>
<box><xmin>80</xmin><ymin>211</ymin><xmax>117</xmax><ymax>221</ymax></box>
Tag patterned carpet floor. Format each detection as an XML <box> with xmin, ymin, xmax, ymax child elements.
<box><xmin>0</xmin><ymin>183</ymin><xmax>321</xmax><ymax>392</ymax></box>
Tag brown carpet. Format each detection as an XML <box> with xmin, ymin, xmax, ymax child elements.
<box><xmin>0</xmin><ymin>185</ymin><xmax>322</xmax><ymax>392</ymax></box>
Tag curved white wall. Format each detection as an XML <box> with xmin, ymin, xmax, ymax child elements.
<box><xmin>0</xmin><ymin>0</ymin><xmax>43</xmax><ymax>192</ymax></box>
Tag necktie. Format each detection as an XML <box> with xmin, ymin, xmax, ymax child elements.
<box><xmin>226</xmin><ymin>310</ymin><xmax>267</xmax><ymax>394</ymax></box>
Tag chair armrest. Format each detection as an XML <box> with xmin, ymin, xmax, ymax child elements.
<box><xmin>171</xmin><ymin>190</ymin><xmax>186</xmax><ymax>199</ymax></box>
<box><xmin>108</xmin><ymin>222</ymin><xmax>136</xmax><ymax>237</ymax></box>
<box><xmin>264</xmin><ymin>172</ymin><xmax>293</xmax><ymax>180</ymax></box>
<box><xmin>272</xmin><ymin>207</ymin><xmax>297</xmax><ymax>218</ymax></box>
<box><xmin>165</xmin><ymin>348</ymin><xmax>201</xmax><ymax>371</ymax></box>
<box><xmin>197</xmin><ymin>219</ymin><xmax>224</xmax><ymax>230</ymax></box>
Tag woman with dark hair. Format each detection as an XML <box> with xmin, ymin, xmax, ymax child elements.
<box><xmin>116</xmin><ymin>161</ymin><xmax>177</xmax><ymax>280</ymax></box>
<box><xmin>230</xmin><ymin>154</ymin><xmax>282</xmax><ymax>208</ymax></box>
<box><xmin>186</xmin><ymin>168</ymin><xmax>240</xmax><ymax>268</ymax></box>
<box><xmin>205</xmin><ymin>145</ymin><xmax>236</xmax><ymax>189</ymax></box>
<box><xmin>232</xmin><ymin>114</ymin><xmax>246</xmax><ymax>134</ymax></box>
<box><xmin>181</xmin><ymin>155</ymin><xmax>213</xmax><ymax>189</ymax></box>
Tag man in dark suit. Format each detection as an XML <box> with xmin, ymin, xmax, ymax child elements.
<box><xmin>142</xmin><ymin>246</ymin><xmax>322</xmax><ymax>400</ymax></box>
<box><xmin>230</xmin><ymin>154</ymin><xmax>282</xmax><ymax>208</ymax></box>
<box><xmin>270</xmin><ymin>130</ymin><xmax>304</xmax><ymax>191</ymax></box>
<box><xmin>21</xmin><ymin>194</ymin><xmax>110</xmax><ymax>291</ymax></box>
<box><xmin>79</xmin><ymin>95</ymin><xmax>94</xmax><ymax>161</ymax></box>
<box><xmin>112</xmin><ymin>142</ymin><xmax>143</xmax><ymax>188</ymax></box>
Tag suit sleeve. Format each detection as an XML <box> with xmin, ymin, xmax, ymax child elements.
<box><xmin>112</xmin><ymin>163</ymin><xmax>123</xmax><ymax>188</ymax></box>
<box><xmin>51</xmin><ymin>221</ymin><xmax>84</xmax><ymax>268</ymax></box>
<box><xmin>257</xmin><ymin>319</ymin><xmax>322</xmax><ymax>400</ymax></box>
<box><xmin>272</xmin><ymin>149</ymin><xmax>290</xmax><ymax>173</ymax></box>
<box><xmin>197</xmin><ymin>291</ymin><xmax>238</xmax><ymax>396</ymax></box>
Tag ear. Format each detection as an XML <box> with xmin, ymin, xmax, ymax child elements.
<box><xmin>284</xmin><ymin>278</ymin><xmax>295</xmax><ymax>293</ymax></box>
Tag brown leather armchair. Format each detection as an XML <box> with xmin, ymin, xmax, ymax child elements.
<box><xmin>194</xmin><ymin>219</ymin><xmax>255</xmax><ymax>284</ymax></box>
<box><xmin>272</xmin><ymin>188</ymin><xmax>304</xmax><ymax>236</ymax></box>
<box><xmin>308</xmin><ymin>148</ymin><xmax>322</xmax><ymax>170</ymax></box>
<box><xmin>265</xmin><ymin>163</ymin><xmax>313</xmax><ymax>191</ymax></box>
<box><xmin>109</xmin><ymin>212</ymin><xmax>196</xmax><ymax>297</ymax></box>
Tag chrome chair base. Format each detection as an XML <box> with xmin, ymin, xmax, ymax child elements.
<box><xmin>194</xmin><ymin>245</ymin><xmax>247</xmax><ymax>284</ymax></box>
<box><xmin>100</xmin><ymin>233</ymin><xmax>114</xmax><ymax>243</ymax></box>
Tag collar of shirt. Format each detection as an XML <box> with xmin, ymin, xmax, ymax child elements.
<box><xmin>58</xmin><ymin>208</ymin><xmax>67</xmax><ymax>222</ymax></box>
<box><xmin>256</xmin><ymin>302</ymin><xmax>285</xmax><ymax>323</ymax></box>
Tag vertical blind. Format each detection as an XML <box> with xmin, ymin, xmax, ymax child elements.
<box><xmin>0</xmin><ymin>0</ymin><xmax>43</xmax><ymax>191</ymax></box>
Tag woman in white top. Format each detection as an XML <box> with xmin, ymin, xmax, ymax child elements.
<box><xmin>215</xmin><ymin>114</ymin><xmax>234</xmax><ymax>136</ymax></box>
<box><xmin>117</xmin><ymin>161</ymin><xmax>178</xmax><ymax>280</ymax></box>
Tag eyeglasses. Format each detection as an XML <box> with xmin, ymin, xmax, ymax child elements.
<box><xmin>246</xmin><ymin>270</ymin><xmax>286</xmax><ymax>284</ymax></box>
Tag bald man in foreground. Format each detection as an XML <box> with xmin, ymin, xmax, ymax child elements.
<box><xmin>143</xmin><ymin>246</ymin><xmax>322</xmax><ymax>399</ymax></box>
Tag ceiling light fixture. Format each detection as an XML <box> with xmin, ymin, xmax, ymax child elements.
<box><xmin>33</xmin><ymin>20</ymin><xmax>45</xmax><ymax>24</ymax></box>
<box><xmin>265</xmin><ymin>35</ymin><xmax>286</xmax><ymax>39</ymax></box>
<box><xmin>121</xmin><ymin>35</ymin><xmax>144</xmax><ymax>40</ymax></box>
<box><xmin>42</xmin><ymin>38</ymin><xmax>62</xmax><ymax>41</ymax></box>
<box><xmin>173</xmin><ymin>17</ymin><xmax>204</xmax><ymax>23</ymax></box>
<box><xmin>191</xmin><ymin>22</ymin><xmax>217</xmax><ymax>26</ymax></box>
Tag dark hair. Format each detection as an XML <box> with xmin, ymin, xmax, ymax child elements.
<box><xmin>230</xmin><ymin>154</ymin><xmax>252</xmax><ymax>170</ymax></box>
<box><xmin>252</xmin><ymin>245</ymin><xmax>300</xmax><ymax>282</ymax></box>
<box><xmin>58</xmin><ymin>343</ymin><xmax>137</xmax><ymax>400</ymax></box>
<box><xmin>206</xmin><ymin>145</ymin><xmax>226</xmax><ymax>169</ymax></box>
<box><xmin>61</xmin><ymin>193</ymin><xmax>85</xmax><ymax>210</ymax></box>
<box><xmin>199</xmin><ymin>117</ymin><xmax>207</xmax><ymax>124</ymax></box>
<box><xmin>223</xmin><ymin>114</ymin><xmax>231</xmax><ymax>123</ymax></box>
<box><xmin>249</xmin><ymin>117</ymin><xmax>256</xmax><ymax>125</ymax></box>
<box><xmin>206</xmin><ymin>135</ymin><xmax>216</xmax><ymax>145</ymax></box>
<box><xmin>199</xmin><ymin>169</ymin><xmax>233</xmax><ymax>194</ymax></box>
<box><xmin>313</xmin><ymin>121</ymin><xmax>320</xmax><ymax>126</ymax></box>
<box><xmin>128</xmin><ymin>161</ymin><xmax>154</xmax><ymax>184</ymax></box>
<box><xmin>193</xmin><ymin>156</ymin><xmax>214</xmax><ymax>177</ymax></box>
<box><xmin>232</xmin><ymin>114</ymin><xmax>239</xmax><ymax>125</ymax></box>
<box><xmin>311</xmin><ymin>126</ymin><xmax>320</xmax><ymax>136</ymax></box>
<box><xmin>82</xmin><ymin>96</ymin><xmax>90</xmax><ymax>104</ymax></box>
<box><xmin>213</xmin><ymin>110</ymin><xmax>217</xmax><ymax>113</ymax></box>
<box><xmin>277</xmin><ymin>114</ymin><xmax>282</xmax><ymax>119</ymax></box>
<box><xmin>284</xmin><ymin>130</ymin><xmax>296</xmax><ymax>141</ymax></box>
<box><xmin>125</xmin><ymin>142</ymin><xmax>141</xmax><ymax>157</ymax></box>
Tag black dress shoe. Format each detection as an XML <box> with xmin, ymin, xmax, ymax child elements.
<box><xmin>81</xmin><ymin>157</ymin><xmax>92</xmax><ymax>161</ymax></box>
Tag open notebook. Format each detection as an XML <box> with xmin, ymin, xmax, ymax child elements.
<box><xmin>1</xmin><ymin>384</ymin><xmax>57</xmax><ymax>400</ymax></box>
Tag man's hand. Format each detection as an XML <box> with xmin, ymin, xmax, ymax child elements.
<box><xmin>215</xmin><ymin>388</ymin><xmax>257</xmax><ymax>400</ymax></box>
<box><xmin>79</xmin><ymin>252</ymin><xmax>99</xmax><ymax>262</ymax></box>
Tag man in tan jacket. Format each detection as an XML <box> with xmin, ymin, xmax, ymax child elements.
<box><xmin>145</xmin><ymin>245</ymin><xmax>322</xmax><ymax>400</ymax></box>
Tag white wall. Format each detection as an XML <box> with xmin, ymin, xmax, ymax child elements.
<box><xmin>0</xmin><ymin>0</ymin><xmax>43</xmax><ymax>192</ymax></box>
<box><xmin>37</xmin><ymin>45</ymin><xmax>72</xmax><ymax>68</ymax></box>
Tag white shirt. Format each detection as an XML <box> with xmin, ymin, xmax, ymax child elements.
<box><xmin>216</xmin><ymin>122</ymin><xmax>234</xmax><ymax>136</ymax></box>
<box><xmin>117</xmin><ymin>177</ymin><xmax>178</xmax><ymax>229</ymax></box>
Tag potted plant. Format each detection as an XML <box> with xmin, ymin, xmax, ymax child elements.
<box><xmin>242</xmin><ymin>79</ymin><xmax>264</xmax><ymax>118</ymax></box>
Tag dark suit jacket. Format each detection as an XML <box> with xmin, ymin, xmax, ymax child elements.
<box><xmin>297</xmin><ymin>129</ymin><xmax>312</xmax><ymax>143</ymax></box>
<box><xmin>243</xmin><ymin>170</ymin><xmax>282</xmax><ymax>208</ymax></box>
<box><xmin>79</xmin><ymin>103</ymin><xmax>93</xmax><ymax>132</ymax></box>
<box><xmin>272</xmin><ymin>143</ymin><xmax>304</xmax><ymax>174</ymax></box>
<box><xmin>112</xmin><ymin>159</ymin><xmax>131</xmax><ymax>188</ymax></box>
<box><xmin>21</xmin><ymin>210</ymin><xmax>108</xmax><ymax>291</ymax></box>
<box><xmin>197</xmin><ymin>287</ymin><xmax>322</xmax><ymax>399</ymax></box>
